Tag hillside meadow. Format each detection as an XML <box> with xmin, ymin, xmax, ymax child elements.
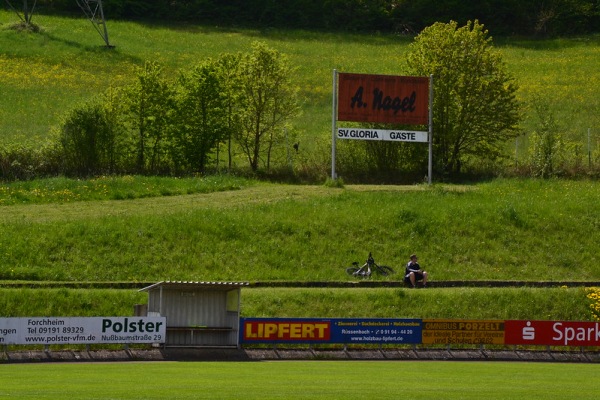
<box><xmin>1</xmin><ymin>12</ymin><xmax>600</xmax><ymax>324</ymax></box>
<box><xmin>1</xmin><ymin>11</ymin><xmax>599</xmax><ymax>167</ymax></box>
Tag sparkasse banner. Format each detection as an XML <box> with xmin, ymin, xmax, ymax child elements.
<box><xmin>505</xmin><ymin>320</ymin><xmax>600</xmax><ymax>347</ymax></box>
<box><xmin>337</xmin><ymin>73</ymin><xmax>429</xmax><ymax>125</ymax></box>
<box><xmin>0</xmin><ymin>317</ymin><xmax>166</xmax><ymax>345</ymax></box>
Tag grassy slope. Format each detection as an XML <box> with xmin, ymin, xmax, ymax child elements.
<box><xmin>1</xmin><ymin>178</ymin><xmax>599</xmax><ymax>283</ymax></box>
<box><xmin>1</xmin><ymin>178</ymin><xmax>599</xmax><ymax>321</ymax></box>
<box><xmin>1</xmin><ymin>12</ymin><xmax>599</xmax><ymax>162</ymax></box>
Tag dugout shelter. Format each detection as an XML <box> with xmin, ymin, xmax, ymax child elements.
<box><xmin>139</xmin><ymin>281</ymin><xmax>248</xmax><ymax>348</ymax></box>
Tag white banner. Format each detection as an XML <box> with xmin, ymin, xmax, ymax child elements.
<box><xmin>337</xmin><ymin>127</ymin><xmax>428</xmax><ymax>143</ymax></box>
<box><xmin>0</xmin><ymin>317</ymin><xmax>166</xmax><ymax>345</ymax></box>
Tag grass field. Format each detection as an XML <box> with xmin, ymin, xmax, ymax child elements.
<box><xmin>1</xmin><ymin>361</ymin><xmax>599</xmax><ymax>399</ymax></box>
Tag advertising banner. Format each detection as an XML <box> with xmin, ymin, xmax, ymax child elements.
<box><xmin>0</xmin><ymin>317</ymin><xmax>166</xmax><ymax>345</ymax></box>
<box><xmin>240</xmin><ymin>318</ymin><xmax>421</xmax><ymax>344</ymax></box>
<box><xmin>337</xmin><ymin>128</ymin><xmax>428</xmax><ymax>143</ymax></box>
<box><xmin>337</xmin><ymin>73</ymin><xmax>429</xmax><ymax>125</ymax></box>
<box><xmin>422</xmin><ymin>319</ymin><xmax>505</xmax><ymax>345</ymax></box>
<box><xmin>505</xmin><ymin>320</ymin><xmax>600</xmax><ymax>347</ymax></box>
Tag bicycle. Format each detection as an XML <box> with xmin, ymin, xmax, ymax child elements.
<box><xmin>346</xmin><ymin>252</ymin><xmax>394</xmax><ymax>277</ymax></box>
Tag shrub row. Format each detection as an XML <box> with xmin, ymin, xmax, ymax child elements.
<box><xmin>35</xmin><ymin>0</ymin><xmax>600</xmax><ymax>36</ymax></box>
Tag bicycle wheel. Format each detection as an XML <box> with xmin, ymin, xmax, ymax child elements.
<box><xmin>347</xmin><ymin>266</ymin><xmax>371</xmax><ymax>277</ymax></box>
<box><xmin>375</xmin><ymin>265</ymin><xmax>395</xmax><ymax>276</ymax></box>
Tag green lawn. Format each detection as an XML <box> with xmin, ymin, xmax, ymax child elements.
<box><xmin>1</xmin><ymin>361</ymin><xmax>598</xmax><ymax>399</ymax></box>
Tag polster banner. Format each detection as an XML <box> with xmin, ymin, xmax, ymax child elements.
<box><xmin>240</xmin><ymin>318</ymin><xmax>422</xmax><ymax>345</ymax></box>
<box><xmin>337</xmin><ymin>73</ymin><xmax>429</xmax><ymax>125</ymax></box>
<box><xmin>0</xmin><ymin>317</ymin><xmax>166</xmax><ymax>345</ymax></box>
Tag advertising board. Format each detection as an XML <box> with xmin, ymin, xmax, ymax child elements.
<box><xmin>240</xmin><ymin>318</ymin><xmax>422</xmax><ymax>345</ymax></box>
<box><xmin>337</xmin><ymin>73</ymin><xmax>429</xmax><ymax>125</ymax></box>
<box><xmin>505</xmin><ymin>320</ymin><xmax>600</xmax><ymax>347</ymax></box>
<box><xmin>422</xmin><ymin>319</ymin><xmax>505</xmax><ymax>345</ymax></box>
<box><xmin>337</xmin><ymin>128</ymin><xmax>428</xmax><ymax>142</ymax></box>
<box><xmin>0</xmin><ymin>317</ymin><xmax>166</xmax><ymax>345</ymax></box>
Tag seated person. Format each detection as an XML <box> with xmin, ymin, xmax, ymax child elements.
<box><xmin>404</xmin><ymin>254</ymin><xmax>428</xmax><ymax>288</ymax></box>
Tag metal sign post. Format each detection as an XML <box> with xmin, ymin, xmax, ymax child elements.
<box><xmin>331</xmin><ymin>69</ymin><xmax>338</xmax><ymax>180</ymax></box>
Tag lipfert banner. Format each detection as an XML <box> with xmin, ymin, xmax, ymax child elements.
<box><xmin>240</xmin><ymin>318</ymin><xmax>422</xmax><ymax>344</ymax></box>
<box><xmin>337</xmin><ymin>73</ymin><xmax>429</xmax><ymax>125</ymax></box>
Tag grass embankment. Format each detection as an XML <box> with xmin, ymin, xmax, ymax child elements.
<box><xmin>0</xmin><ymin>287</ymin><xmax>593</xmax><ymax>321</ymax></box>
<box><xmin>1</xmin><ymin>11</ymin><xmax>599</xmax><ymax>161</ymax></box>
<box><xmin>1</xmin><ymin>177</ymin><xmax>599</xmax><ymax>321</ymax></box>
<box><xmin>1</xmin><ymin>177</ymin><xmax>599</xmax><ymax>282</ymax></box>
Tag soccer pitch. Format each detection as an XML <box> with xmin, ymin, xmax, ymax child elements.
<box><xmin>1</xmin><ymin>360</ymin><xmax>598</xmax><ymax>399</ymax></box>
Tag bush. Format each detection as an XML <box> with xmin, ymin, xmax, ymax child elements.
<box><xmin>0</xmin><ymin>142</ymin><xmax>61</xmax><ymax>181</ymax></box>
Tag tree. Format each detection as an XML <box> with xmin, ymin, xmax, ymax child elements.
<box><xmin>236</xmin><ymin>42</ymin><xmax>300</xmax><ymax>172</ymax></box>
<box><xmin>173</xmin><ymin>59</ymin><xmax>227</xmax><ymax>173</ymax></box>
<box><xmin>121</xmin><ymin>61</ymin><xmax>174</xmax><ymax>173</ymax></box>
<box><xmin>58</xmin><ymin>93</ymin><xmax>124</xmax><ymax>176</ymax></box>
<box><xmin>405</xmin><ymin>20</ymin><xmax>522</xmax><ymax>177</ymax></box>
<box><xmin>214</xmin><ymin>52</ymin><xmax>244</xmax><ymax>171</ymax></box>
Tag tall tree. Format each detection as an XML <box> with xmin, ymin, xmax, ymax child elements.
<box><xmin>173</xmin><ymin>59</ymin><xmax>227</xmax><ymax>173</ymax></box>
<box><xmin>405</xmin><ymin>20</ymin><xmax>522</xmax><ymax>176</ymax></box>
<box><xmin>236</xmin><ymin>41</ymin><xmax>300</xmax><ymax>172</ymax></box>
<box><xmin>215</xmin><ymin>52</ymin><xmax>244</xmax><ymax>171</ymax></box>
<box><xmin>121</xmin><ymin>61</ymin><xmax>174</xmax><ymax>173</ymax></box>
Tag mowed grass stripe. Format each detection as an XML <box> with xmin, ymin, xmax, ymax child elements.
<box><xmin>0</xmin><ymin>361</ymin><xmax>598</xmax><ymax>399</ymax></box>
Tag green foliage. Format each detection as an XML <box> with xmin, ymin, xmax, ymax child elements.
<box><xmin>121</xmin><ymin>61</ymin><xmax>175</xmax><ymax>173</ymax></box>
<box><xmin>323</xmin><ymin>177</ymin><xmax>344</xmax><ymax>188</ymax></box>
<box><xmin>173</xmin><ymin>59</ymin><xmax>228</xmax><ymax>172</ymax></box>
<box><xmin>46</xmin><ymin>43</ymin><xmax>301</xmax><ymax>177</ymax></box>
<box><xmin>57</xmin><ymin>97</ymin><xmax>123</xmax><ymax>176</ymax></box>
<box><xmin>405</xmin><ymin>20</ymin><xmax>522</xmax><ymax>177</ymax></box>
<box><xmin>528</xmin><ymin>96</ymin><xmax>565</xmax><ymax>178</ymax></box>
<box><xmin>0</xmin><ymin>140</ymin><xmax>61</xmax><ymax>180</ymax></box>
<box><xmin>236</xmin><ymin>41</ymin><xmax>301</xmax><ymax>172</ymax></box>
<box><xmin>32</xmin><ymin>0</ymin><xmax>600</xmax><ymax>35</ymax></box>
<box><xmin>586</xmin><ymin>287</ymin><xmax>600</xmax><ymax>321</ymax></box>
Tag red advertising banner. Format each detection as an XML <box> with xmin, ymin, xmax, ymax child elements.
<box><xmin>505</xmin><ymin>320</ymin><xmax>600</xmax><ymax>347</ymax></box>
<box><xmin>242</xmin><ymin>319</ymin><xmax>331</xmax><ymax>342</ymax></box>
<box><xmin>337</xmin><ymin>73</ymin><xmax>429</xmax><ymax>125</ymax></box>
